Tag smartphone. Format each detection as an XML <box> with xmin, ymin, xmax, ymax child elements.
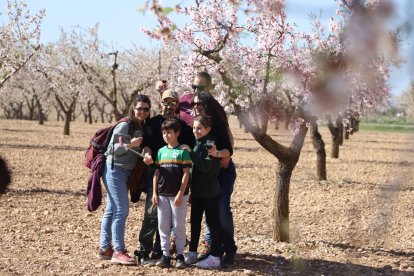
<box><xmin>113</xmin><ymin>134</ymin><xmax>131</xmax><ymax>144</ymax></box>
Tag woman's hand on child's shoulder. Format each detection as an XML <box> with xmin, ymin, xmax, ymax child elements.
<box><xmin>180</xmin><ymin>144</ymin><xmax>191</xmax><ymax>152</ymax></box>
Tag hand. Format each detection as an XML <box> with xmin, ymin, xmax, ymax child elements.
<box><xmin>152</xmin><ymin>195</ymin><xmax>159</xmax><ymax>206</ymax></box>
<box><xmin>207</xmin><ymin>145</ymin><xmax>217</xmax><ymax>157</ymax></box>
<box><xmin>174</xmin><ymin>193</ymin><xmax>183</xmax><ymax>207</ymax></box>
<box><xmin>180</xmin><ymin>144</ymin><xmax>191</xmax><ymax>152</ymax></box>
<box><xmin>220</xmin><ymin>156</ymin><xmax>231</xmax><ymax>169</ymax></box>
<box><xmin>143</xmin><ymin>154</ymin><xmax>154</xmax><ymax>165</ymax></box>
<box><xmin>130</xmin><ymin>137</ymin><xmax>143</xmax><ymax>148</ymax></box>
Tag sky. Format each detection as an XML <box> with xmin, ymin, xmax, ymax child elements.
<box><xmin>1</xmin><ymin>0</ymin><xmax>412</xmax><ymax>96</ymax></box>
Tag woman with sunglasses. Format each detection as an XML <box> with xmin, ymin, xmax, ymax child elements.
<box><xmin>97</xmin><ymin>95</ymin><xmax>152</xmax><ymax>265</ymax></box>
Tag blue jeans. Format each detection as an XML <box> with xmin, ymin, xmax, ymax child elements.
<box><xmin>100</xmin><ymin>162</ymin><xmax>131</xmax><ymax>252</ymax></box>
<box><xmin>205</xmin><ymin>159</ymin><xmax>237</xmax><ymax>254</ymax></box>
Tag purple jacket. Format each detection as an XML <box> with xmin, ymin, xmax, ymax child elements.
<box><xmin>86</xmin><ymin>153</ymin><xmax>106</xmax><ymax>212</ymax></box>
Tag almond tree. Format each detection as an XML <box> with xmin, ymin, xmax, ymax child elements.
<box><xmin>0</xmin><ymin>0</ymin><xmax>44</xmax><ymax>89</ymax></box>
<box><xmin>0</xmin><ymin>67</ymin><xmax>51</xmax><ymax>123</ymax></box>
<box><xmin>144</xmin><ymin>0</ymin><xmax>398</xmax><ymax>241</ymax></box>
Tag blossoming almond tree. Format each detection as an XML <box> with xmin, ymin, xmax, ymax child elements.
<box><xmin>0</xmin><ymin>0</ymin><xmax>44</xmax><ymax>89</ymax></box>
<box><xmin>144</xmin><ymin>0</ymin><xmax>397</xmax><ymax>241</ymax></box>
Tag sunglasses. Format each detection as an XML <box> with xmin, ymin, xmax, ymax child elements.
<box><xmin>191</xmin><ymin>101</ymin><xmax>203</xmax><ymax>107</ymax></box>
<box><xmin>191</xmin><ymin>84</ymin><xmax>205</xmax><ymax>91</ymax></box>
<box><xmin>134</xmin><ymin>107</ymin><xmax>150</xmax><ymax>113</ymax></box>
<box><xmin>162</xmin><ymin>101</ymin><xmax>177</xmax><ymax>108</ymax></box>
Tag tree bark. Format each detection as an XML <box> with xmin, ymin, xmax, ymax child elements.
<box><xmin>273</xmin><ymin>161</ymin><xmax>294</xmax><ymax>242</ymax></box>
<box><xmin>63</xmin><ymin>112</ymin><xmax>71</xmax><ymax>135</ymax></box>
<box><xmin>310</xmin><ymin>120</ymin><xmax>327</xmax><ymax>180</ymax></box>
<box><xmin>327</xmin><ymin>116</ymin><xmax>340</xmax><ymax>159</ymax></box>
<box><xmin>344</xmin><ymin>125</ymin><xmax>350</xmax><ymax>140</ymax></box>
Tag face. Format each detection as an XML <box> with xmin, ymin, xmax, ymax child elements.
<box><xmin>162</xmin><ymin>128</ymin><xmax>179</xmax><ymax>145</ymax></box>
<box><xmin>133</xmin><ymin>101</ymin><xmax>150</xmax><ymax>121</ymax></box>
<box><xmin>162</xmin><ymin>98</ymin><xmax>178</xmax><ymax>118</ymax></box>
<box><xmin>156</xmin><ymin>80</ymin><xmax>167</xmax><ymax>96</ymax></box>
<box><xmin>192</xmin><ymin>76</ymin><xmax>208</xmax><ymax>93</ymax></box>
<box><xmin>193</xmin><ymin>120</ymin><xmax>210</xmax><ymax>139</ymax></box>
<box><xmin>192</xmin><ymin>96</ymin><xmax>205</xmax><ymax>116</ymax></box>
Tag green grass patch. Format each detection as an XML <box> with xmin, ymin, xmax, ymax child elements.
<box><xmin>359</xmin><ymin>123</ymin><xmax>414</xmax><ymax>133</ymax></box>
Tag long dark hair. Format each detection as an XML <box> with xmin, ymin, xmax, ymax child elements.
<box><xmin>129</xmin><ymin>94</ymin><xmax>151</xmax><ymax>126</ymax></box>
<box><xmin>195</xmin><ymin>91</ymin><xmax>216</xmax><ymax>118</ymax></box>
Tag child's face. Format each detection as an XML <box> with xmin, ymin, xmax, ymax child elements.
<box><xmin>193</xmin><ymin>120</ymin><xmax>210</xmax><ymax>139</ymax></box>
<box><xmin>162</xmin><ymin>128</ymin><xmax>179</xmax><ymax>145</ymax></box>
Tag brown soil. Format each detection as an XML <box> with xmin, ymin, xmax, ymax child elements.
<box><xmin>0</xmin><ymin>117</ymin><xmax>413</xmax><ymax>275</ymax></box>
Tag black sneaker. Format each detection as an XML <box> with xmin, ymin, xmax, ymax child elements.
<box><xmin>140</xmin><ymin>253</ymin><xmax>156</xmax><ymax>267</ymax></box>
<box><xmin>221</xmin><ymin>253</ymin><xmax>235</xmax><ymax>268</ymax></box>
<box><xmin>156</xmin><ymin>255</ymin><xmax>171</xmax><ymax>268</ymax></box>
<box><xmin>175</xmin><ymin>254</ymin><xmax>185</xmax><ymax>269</ymax></box>
<box><xmin>150</xmin><ymin>251</ymin><xmax>163</xmax><ymax>260</ymax></box>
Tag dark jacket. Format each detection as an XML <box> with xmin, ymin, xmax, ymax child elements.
<box><xmin>189</xmin><ymin>135</ymin><xmax>220</xmax><ymax>198</ymax></box>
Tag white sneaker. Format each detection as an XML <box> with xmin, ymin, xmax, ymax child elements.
<box><xmin>196</xmin><ymin>255</ymin><xmax>221</xmax><ymax>269</ymax></box>
<box><xmin>184</xmin><ymin>251</ymin><xmax>198</xmax><ymax>265</ymax></box>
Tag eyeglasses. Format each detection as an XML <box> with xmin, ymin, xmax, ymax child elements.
<box><xmin>134</xmin><ymin>107</ymin><xmax>150</xmax><ymax>113</ymax></box>
<box><xmin>191</xmin><ymin>84</ymin><xmax>205</xmax><ymax>91</ymax></box>
<box><xmin>162</xmin><ymin>101</ymin><xmax>177</xmax><ymax>108</ymax></box>
<box><xmin>191</xmin><ymin>101</ymin><xmax>203</xmax><ymax>107</ymax></box>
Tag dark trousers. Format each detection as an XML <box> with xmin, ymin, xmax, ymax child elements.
<box><xmin>138</xmin><ymin>167</ymin><xmax>161</xmax><ymax>253</ymax></box>
<box><xmin>205</xmin><ymin>159</ymin><xmax>237</xmax><ymax>255</ymax></box>
<box><xmin>190</xmin><ymin>195</ymin><xmax>222</xmax><ymax>257</ymax></box>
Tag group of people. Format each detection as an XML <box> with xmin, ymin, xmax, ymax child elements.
<box><xmin>96</xmin><ymin>72</ymin><xmax>237</xmax><ymax>269</ymax></box>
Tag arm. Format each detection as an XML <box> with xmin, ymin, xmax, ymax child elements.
<box><xmin>181</xmin><ymin>144</ymin><xmax>215</xmax><ymax>173</ymax></box>
<box><xmin>142</xmin><ymin>146</ymin><xmax>154</xmax><ymax>165</ymax></box>
<box><xmin>109</xmin><ymin>123</ymin><xmax>131</xmax><ymax>156</ymax></box>
<box><xmin>174</xmin><ymin>167</ymin><xmax>190</xmax><ymax>207</ymax></box>
<box><xmin>152</xmin><ymin>168</ymin><xmax>159</xmax><ymax>206</ymax></box>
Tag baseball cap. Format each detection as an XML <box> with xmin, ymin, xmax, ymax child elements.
<box><xmin>162</xmin><ymin>89</ymin><xmax>179</xmax><ymax>101</ymax></box>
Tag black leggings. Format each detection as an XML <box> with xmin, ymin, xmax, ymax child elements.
<box><xmin>189</xmin><ymin>195</ymin><xmax>222</xmax><ymax>257</ymax></box>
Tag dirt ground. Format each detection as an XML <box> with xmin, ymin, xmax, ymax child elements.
<box><xmin>0</xmin><ymin>116</ymin><xmax>413</xmax><ymax>275</ymax></box>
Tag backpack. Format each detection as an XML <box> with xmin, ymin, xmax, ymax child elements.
<box><xmin>83</xmin><ymin>117</ymin><xmax>134</xmax><ymax>169</ymax></box>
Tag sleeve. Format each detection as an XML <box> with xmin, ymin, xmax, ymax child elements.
<box><xmin>155</xmin><ymin>148</ymin><xmax>161</xmax><ymax>169</ymax></box>
<box><xmin>189</xmin><ymin>149</ymin><xmax>215</xmax><ymax>173</ymax></box>
<box><xmin>107</xmin><ymin>122</ymin><xmax>129</xmax><ymax>157</ymax></box>
<box><xmin>181</xmin><ymin>149</ymin><xmax>192</xmax><ymax>169</ymax></box>
<box><xmin>213</xmin><ymin>119</ymin><xmax>233</xmax><ymax>156</ymax></box>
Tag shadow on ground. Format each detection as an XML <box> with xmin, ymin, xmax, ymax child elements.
<box><xmin>229</xmin><ymin>252</ymin><xmax>411</xmax><ymax>276</ymax></box>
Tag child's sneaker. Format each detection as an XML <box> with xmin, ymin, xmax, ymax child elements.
<box><xmin>175</xmin><ymin>254</ymin><xmax>185</xmax><ymax>269</ymax></box>
<box><xmin>111</xmin><ymin>251</ymin><xmax>136</xmax><ymax>265</ymax></box>
<box><xmin>196</xmin><ymin>255</ymin><xmax>221</xmax><ymax>269</ymax></box>
<box><xmin>140</xmin><ymin>252</ymin><xmax>156</xmax><ymax>267</ymax></box>
<box><xmin>156</xmin><ymin>255</ymin><xmax>171</xmax><ymax>268</ymax></box>
<box><xmin>184</xmin><ymin>251</ymin><xmax>198</xmax><ymax>265</ymax></box>
<box><xmin>97</xmin><ymin>247</ymin><xmax>114</xmax><ymax>260</ymax></box>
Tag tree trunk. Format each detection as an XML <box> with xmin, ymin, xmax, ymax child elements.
<box><xmin>273</xmin><ymin>161</ymin><xmax>294</xmax><ymax>242</ymax></box>
<box><xmin>34</xmin><ymin>95</ymin><xmax>44</xmax><ymax>125</ymax></box>
<box><xmin>87</xmin><ymin>100</ymin><xmax>93</xmax><ymax>124</ymax></box>
<box><xmin>310</xmin><ymin>121</ymin><xmax>327</xmax><ymax>180</ymax></box>
<box><xmin>338</xmin><ymin>118</ymin><xmax>344</xmax><ymax>146</ymax></box>
<box><xmin>354</xmin><ymin>119</ymin><xmax>360</xmax><ymax>132</ymax></box>
<box><xmin>327</xmin><ymin>116</ymin><xmax>340</xmax><ymax>159</ymax></box>
<box><xmin>344</xmin><ymin>125</ymin><xmax>350</xmax><ymax>140</ymax></box>
<box><xmin>63</xmin><ymin>112</ymin><xmax>71</xmax><ymax>135</ymax></box>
